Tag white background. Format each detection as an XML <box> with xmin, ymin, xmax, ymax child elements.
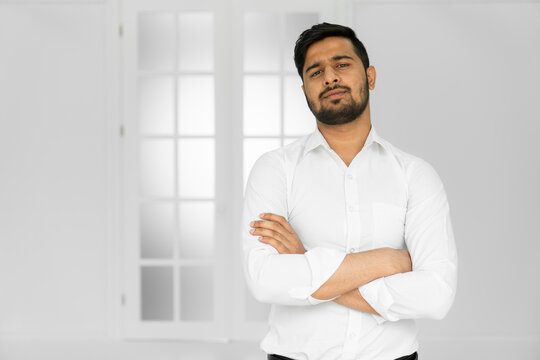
<box><xmin>0</xmin><ymin>0</ymin><xmax>539</xmax><ymax>359</ymax></box>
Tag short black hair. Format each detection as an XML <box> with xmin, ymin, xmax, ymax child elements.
<box><xmin>294</xmin><ymin>22</ymin><xmax>370</xmax><ymax>81</ymax></box>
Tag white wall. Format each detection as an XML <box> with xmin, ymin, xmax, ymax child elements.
<box><xmin>0</xmin><ymin>1</ymin><xmax>539</xmax><ymax>359</ymax></box>
<box><xmin>0</xmin><ymin>3</ymin><xmax>110</xmax><ymax>339</ymax></box>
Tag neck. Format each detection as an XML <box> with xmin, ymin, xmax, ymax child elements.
<box><xmin>316</xmin><ymin>104</ymin><xmax>372</xmax><ymax>167</ymax></box>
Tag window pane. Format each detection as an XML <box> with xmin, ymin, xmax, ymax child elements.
<box><xmin>138</xmin><ymin>12</ymin><xmax>175</xmax><ymax>71</ymax></box>
<box><xmin>140</xmin><ymin>139</ymin><xmax>175</xmax><ymax>198</ymax></box>
<box><xmin>180</xmin><ymin>266</ymin><xmax>214</xmax><ymax>321</ymax></box>
<box><xmin>178</xmin><ymin>13</ymin><xmax>213</xmax><ymax>71</ymax></box>
<box><xmin>283</xmin><ymin>13</ymin><xmax>319</xmax><ymax>73</ymax></box>
<box><xmin>141</xmin><ymin>266</ymin><xmax>174</xmax><ymax>321</ymax></box>
<box><xmin>179</xmin><ymin>201</ymin><xmax>214</xmax><ymax>259</ymax></box>
<box><xmin>140</xmin><ymin>202</ymin><xmax>175</xmax><ymax>258</ymax></box>
<box><xmin>244</xmin><ymin>13</ymin><xmax>280</xmax><ymax>72</ymax></box>
<box><xmin>243</xmin><ymin>138</ymin><xmax>281</xmax><ymax>187</ymax></box>
<box><xmin>243</xmin><ymin>76</ymin><xmax>280</xmax><ymax>136</ymax></box>
<box><xmin>178</xmin><ymin>139</ymin><xmax>215</xmax><ymax>198</ymax></box>
<box><xmin>178</xmin><ymin>75</ymin><xmax>215</xmax><ymax>135</ymax></box>
<box><xmin>283</xmin><ymin>75</ymin><xmax>315</xmax><ymax>136</ymax></box>
<box><xmin>138</xmin><ymin>76</ymin><xmax>174</xmax><ymax>135</ymax></box>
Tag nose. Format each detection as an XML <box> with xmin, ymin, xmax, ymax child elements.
<box><xmin>324</xmin><ymin>67</ymin><xmax>339</xmax><ymax>86</ymax></box>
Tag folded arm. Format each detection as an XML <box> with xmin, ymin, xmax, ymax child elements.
<box><xmin>242</xmin><ymin>151</ymin><xmax>411</xmax><ymax>306</ymax></box>
<box><xmin>242</xmin><ymin>151</ymin><xmax>319</xmax><ymax>306</ymax></box>
<box><xmin>358</xmin><ymin>159</ymin><xmax>458</xmax><ymax>322</ymax></box>
<box><xmin>243</xmin><ymin>152</ymin><xmax>457</xmax><ymax>320</ymax></box>
<box><xmin>245</xmin><ymin>212</ymin><xmax>411</xmax><ymax>306</ymax></box>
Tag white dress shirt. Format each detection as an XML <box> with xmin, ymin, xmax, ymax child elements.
<box><xmin>242</xmin><ymin>126</ymin><xmax>458</xmax><ymax>360</ymax></box>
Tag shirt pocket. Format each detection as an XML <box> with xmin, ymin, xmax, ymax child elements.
<box><xmin>372</xmin><ymin>202</ymin><xmax>406</xmax><ymax>248</ymax></box>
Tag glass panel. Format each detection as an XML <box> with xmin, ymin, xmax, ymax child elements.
<box><xmin>245</xmin><ymin>291</ymin><xmax>270</xmax><ymax>322</ymax></box>
<box><xmin>243</xmin><ymin>76</ymin><xmax>280</xmax><ymax>136</ymax></box>
<box><xmin>283</xmin><ymin>75</ymin><xmax>315</xmax><ymax>136</ymax></box>
<box><xmin>138</xmin><ymin>76</ymin><xmax>174</xmax><ymax>135</ymax></box>
<box><xmin>243</xmin><ymin>138</ymin><xmax>281</xmax><ymax>188</ymax></box>
<box><xmin>141</xmin><ymin>266</ymin><xmax>174</xmax><ymax>321</ymax></box>
<box><xmin>179</xmin><ymin>201</ymin><xmax>214</xmax><ymax>259</ymax></box>
<box><xmin>138</xmin><ymin>12</ymin><xmax>175</xmax><ymax>71</ymax></box>
<box><xmin>180</xmin><ymin>266</ymin><xmax>214</xmax><ymax>321</ymax></box>
<box><xmin>178</xmin><ymin>75</ymin><xmax>215</xmax><ymax>135</ymax></box>
<box><xmin>178</xmin><ymin>13</ymin><xmax>214</xmax><ymax>71</ymax></box>
<box><xmin>244</xmin><ymin>13</ymin><xmax>280</xmax><ymax>72</ymax></box>
<box><xmin>140</xmin><ymin>202</ymin><xmax>174</xmax><ymax>258</ymax></box>
<box><xmin>140</xmin><ymin>139</ymin><xmax>175</xmax><ymax>198</ymax></box>
<box><xmin>283</xmin><ymin>13</ymin><xmax>319</xmax><ymax>73</ymax></box>
<box><xmin>178</xmin><ymin>139</ymin><xmax>215</xmax><ymax>198</ymax></box>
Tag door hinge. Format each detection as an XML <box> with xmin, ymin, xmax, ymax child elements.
<box><xmin>121</xmin><ymin>294</ymin><xmax>126</xmax><ymax>306</ymax></box>
<box><xmin>119</xmin><ymin>24</ymin><xmax>124</xmax><ymax>37</ymax></box>
<box><xmin>120</xmin><ymin>125</ymin><xmax>125</xmax><ymax>137</ymax></box>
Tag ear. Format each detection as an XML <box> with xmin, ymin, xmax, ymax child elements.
<box><xmin>366</xmin><ymin>66</ymin><xmax>376</xmax><ymax>90</ymax></box>
<box><xmin>301</xmin><ymin>84</ymin><xmax>305</xmax><ymax>95</ymax></box>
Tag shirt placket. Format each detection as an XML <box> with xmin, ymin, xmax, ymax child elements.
<box><xmin>342</xmin><ymin>164</ymin><xmax>365</xmax><ymax>358</ymax></box>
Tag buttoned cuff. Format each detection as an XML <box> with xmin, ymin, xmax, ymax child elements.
<box><xmin>359</xmin><ymin>277</ymin><xmax>399</xmax><ymax>322</ymax></box>
<box><xmin>288</xmin><ymin>247</ymin><xmax>346</xmax><ymax>304</ymax></box>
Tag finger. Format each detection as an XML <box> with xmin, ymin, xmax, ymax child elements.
<box><xmin>250</xmin><ymin>227</ymin><xmax>282</xmax><ymax>241</ymax></box>
<box><xmin>258</xmin><ymin>236</ymin><xmax>287</xmax><ymax>254</ymax></box>
<box><xmin>260</xmin><ymin>213</ymin><xmax>295</xmax><ymax>234</ymax></box>
<box><xmin>252</xmin><ymin>228</ymin><xmax>292</xmax><ymax>249</ymax></box>
<box><xmin>250</xmin><ymin>219</ymin><xmax>289</xmax><ymax>237</ymax></box>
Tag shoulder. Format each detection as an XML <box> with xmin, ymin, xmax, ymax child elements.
<box><xmin>250</xmin><ymin>134</ymin><xmax>311</xmax><ymax>175</ymax></box>
<box><xmin>247</xmin><ymin>149</ymin><xmax>285</xmax><ymax>188</ymax></box>
<box><xmin>378</xmin><ymin>138</ymin><xmax>445</xmax><ymax>196</ymax></box>
<box><xmin>245</xmin><ymin>136</ymin><xmax>311</xmax><ymax>199</ymax></box>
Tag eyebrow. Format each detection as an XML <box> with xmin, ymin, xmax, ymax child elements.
<box><xmin>304</xmin><ymin>55</ymin><xmax>355</xmax><ymax>75</ymax></box>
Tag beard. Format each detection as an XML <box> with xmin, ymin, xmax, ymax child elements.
<box><xmin>306</xmin><ymin>79</ymin><xmax>369</xmax><ymax>126</ymax></box>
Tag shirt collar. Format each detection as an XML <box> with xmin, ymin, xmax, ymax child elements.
<box><xmin>302</xmin><ymin>124</ymin><xmax>385</xmax><ymax>158</ymax></box>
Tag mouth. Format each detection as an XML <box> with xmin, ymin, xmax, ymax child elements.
<box><xmin>324</xmin><ymin>90</ymin><xmax>347</xmax><ymax>100</ymax></box>
<box><xmin>320</xmin><ymin>87</ymin><xmax>350</xmax><ymax>100</ymax></box>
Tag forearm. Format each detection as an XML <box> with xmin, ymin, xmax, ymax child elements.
<box><xmin>358</xmin><ymin>180</ymin><xmax>459</xmax><ymax>322</ymax></box>
<box><xmin>311</xmin><ymin>247</ymin><xmax>410</xmax><ymax>300</ymax></box>
<box><xmin>359</xmin><ymin>260</ymin><xmax>457</xmax><ymax>321</ymax></box>
<box><xmin>333</xmin><ymin>289</ymin><xmax>379</xmax><ymax>315</ymax></box>
<box><xmin>244</xmin><ymin>246</ymin><xmax>346</xmax><ymax>305</ymax></box>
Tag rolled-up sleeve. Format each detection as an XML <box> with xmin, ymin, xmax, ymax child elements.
<box><xmin>359</xmin><ymin>158</ymin><xmax>458</xmax><ymax>322</ymax></box>
<box><xmin>242</xmin><ymin>151</ymin><xmax>346</xmax><ymax>306</ymax></box>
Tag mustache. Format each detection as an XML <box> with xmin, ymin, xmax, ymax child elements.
<box><xmin>319</xmin><ymin>85</ymin><xmax>351</xmax><ymax>99</ymax></box>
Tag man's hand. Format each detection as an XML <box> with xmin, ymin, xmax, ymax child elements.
<box><xmin>249</xmin><ymin>213</ymin><xmax>306</xmax><ymax>254</ymax></box>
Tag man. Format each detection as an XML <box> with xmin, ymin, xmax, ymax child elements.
<box><xmin>242</xmin><ymin>23</ymin><xmax>458</xmax><ymax>360</ymax></box>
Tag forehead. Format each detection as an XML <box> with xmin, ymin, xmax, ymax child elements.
<box><xmin>304</xmin><ymin>36</ymin><xmax>359</xmax><ymax>66</ymax></box>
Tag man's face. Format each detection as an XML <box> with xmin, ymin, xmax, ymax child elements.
<box><xmin>301</xmin><ymin>36</ymin><xmax>375</xmax><ymax>126</ymax></box>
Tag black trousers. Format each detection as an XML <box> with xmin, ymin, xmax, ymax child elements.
<box><xmin>267</xmin><ymin>352</ymin><xmax>418</xmax><ymax>360</ymax></box>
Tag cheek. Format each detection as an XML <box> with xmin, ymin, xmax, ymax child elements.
<box><xmin>350</xmin><ymin>81</ymin><xmax>366</xmax><ymax>98</ymax></box>
<box><xmin>304</xmin><ymin>87</ymin><xmax>320</xmax><ymax>106</ymax></box>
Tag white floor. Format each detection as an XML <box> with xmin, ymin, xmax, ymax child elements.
<box><xmin>0</xmin><ymin>339</ymin><xmax>265</xmax><ymax>360</ymax></box>
<box><xmin>0</xmin><ymin>338</ymin><xmax>539</xmax><ymax>360</ymax></box>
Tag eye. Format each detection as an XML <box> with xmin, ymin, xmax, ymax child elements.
<box><xmin>337</xmin><ymin>63</ymin><xmax>349</xmax><ymax>68</ymax></box>
<box><xmin>310</xmin><ymin>70</ymin><xmax>322</xmax><ymax>78</ymax></box>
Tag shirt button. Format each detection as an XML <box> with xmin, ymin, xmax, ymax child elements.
<box><xmin>349</xmin><ymin>332</ymin><xmax>358</xmax><ymax>340</ymax></box>
<box><xmin>347</xmin><ymin>174</ymin><xmax>354</xmax><ymax>180</ymax></box>
<box><xmin>348</xmin><ymin>204</ymin><xmax>359</xmax><ymax>212</ymax></box>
